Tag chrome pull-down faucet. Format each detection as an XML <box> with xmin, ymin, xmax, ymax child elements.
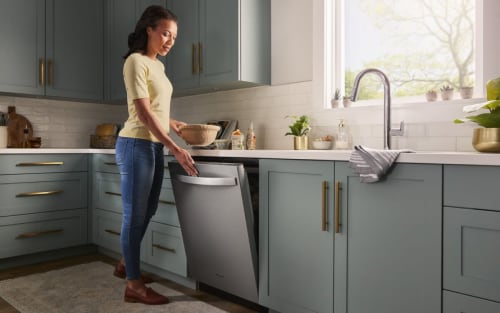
<box><xmin>351</xmin><ymin>68</ymin><xmax>404</xmax><ymax>150</ymax></box>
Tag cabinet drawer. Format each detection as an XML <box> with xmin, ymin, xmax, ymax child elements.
<box><xmin>144</xmin><ymin>222</ymin><xmax>186</xmax><ymax>277</ymax></box>
<box><xmin>92</xmin><ymin>154</ymin><xmax>119</xmax><ymax>173</ymax></box>
<box><xmin>92</xmin><ymin>208</ymin><xmax>122</xmax><ymax>254</ymax></box>
<box><xmin>0</xmin><ymin>172</ymin><xmax>87</xmax><ymax>216</ymax></box>
<box><xmin>0</xmin><ymin>154</ymin><xmax>88</xmax><ymax>174</ymax></box>
<box><xmin>152</xmin><ymin>178</ymin><xmax>179</xmax><ymax>227</ymax></box>
<box><xmin>93</xmin><ymin>172</ymin><xmax>122</xmax><ymax>213</ymax></box>
<box><xmin>0</xmin><ymin>208</ymin><xmax>88</xmax><ymax>259</ymax></box>
<box><xmin>443</xmin><ymin>290</ymin><xmax>500</xmax><ymax>313</ymax></box>
<box><xmin>444</xmin><ymin>165</ymin><xmax>500</xmax><ymax>211</ymax></box>
<box><xmin>443</xmin><ymin>207</ymin><xmax>500</xmax><ymax>302</ymax></box>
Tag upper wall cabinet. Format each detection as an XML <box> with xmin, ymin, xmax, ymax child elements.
<box><xmin>104</xmin><ymin>0</ymin><xmax>167</xmax><ymax>103</ymax></box>
<box><xmin>0</xmin><ymin>0</ymin><xmax>103</xmax><ymax>100</ymax></box>
<box><xmin>166</xmin><ymin>0</ymin><xmax>270</xmax><ymax>97</ymax></box>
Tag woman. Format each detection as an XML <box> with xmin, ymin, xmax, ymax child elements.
<box><xmin>113</xmin><ymin>5</ymin><xmax>198</xmax><ymax>305</ymax></box>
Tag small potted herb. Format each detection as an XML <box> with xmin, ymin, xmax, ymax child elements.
<box><xmin>440</xmin><ymin>85</ymin><xmax>454</xmax><ymax>101</ymax></box>
<box><xmin>285</xmin><ymin>115</ymin><xmax>311</xmax><ymax>150</ymax></box>
<box><xmin>425</xmin><ymin>89</ymin><xmax>437</xmax><ymax>102</ymax></box>
<box><xmin>331</xmin><ymin>88</ymin><xmax>341</xmax><ymax>108</ymax></box>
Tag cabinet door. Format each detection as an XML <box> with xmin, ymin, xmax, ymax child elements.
<box><xmin>334</xmin><ymin>162</ymin><xmax>442</xmax><ymax>313</ymax></box>
<box><xmin>443</xmin><ymin>207</ymin><xmax>500</xmax><ymax>302</ymax></box>
<box><xmin>104</xmin><ymin>0</ymin><xmax>167</xmax><ymax>102</ymax></box>
<box><xmin>443</xmin><ymin>290</ymin><xmax>500</xmax><ymax>313</ymax></box>
<box><xmin>259</xmin><ymin>159</ymin><xmax>334</xmax><ymax>313</ymax></box>
<box><xmin>166</xmin><ymin>0</ymin><xmax>200</xmax><ymax>90</ymax></box>
<box><xmin>198</xmin><ymin>0</ymin><xmax>238</xmax><ymax>86</ymax></box>
<box><xmin>0</xmin><ymin>0</ymin><xmax>45</xmax><ymax>95</ymax></box>
<box><xmin>45</xmin><ymin>0</ymin><xmax>103</xmax><ymax>100</ymax></box>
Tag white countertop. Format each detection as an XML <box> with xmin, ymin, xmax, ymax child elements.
<box><xmin>1</xmin><ymin>148</ymin><xmax>499</xmax><ymax>166</ymax></box>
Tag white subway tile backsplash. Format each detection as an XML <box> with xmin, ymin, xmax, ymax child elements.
<box><xmin>0</xmin><ymin>79</ymin><xmax>481</xmax><ymax>151</ymax></box>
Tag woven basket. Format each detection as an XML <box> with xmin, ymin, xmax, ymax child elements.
<box><xmin>90</xmin><ymin>135</ymin><xmax>116</xmax><ymax>149</ymax></box>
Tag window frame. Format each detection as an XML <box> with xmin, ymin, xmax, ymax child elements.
<box><xmin>315</xmin><ymin>0</ymin><xmax>498</xmax><ymax>110</ymax></box>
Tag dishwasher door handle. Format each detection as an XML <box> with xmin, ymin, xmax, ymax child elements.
<box><xmin>174</xmin><ymin>174</ymin><xmax>237</xmax><ymax>186</ymax></box>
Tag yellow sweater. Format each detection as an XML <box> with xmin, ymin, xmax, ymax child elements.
<box><xmin>119</xmin><ymin>53</ymin><xmax>172</xmax><ymax>142</ymax></box>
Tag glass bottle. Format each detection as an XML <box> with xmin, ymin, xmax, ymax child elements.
<box><xmin>21</xmin><ymin>125</ymin><xmax>31</xmax><ymax>148</ymax></box>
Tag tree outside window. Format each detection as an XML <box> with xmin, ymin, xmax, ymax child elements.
<box><xmin>343</xmin><ymin>0</ymin><xmax>475</xmax><ymax>100</ymax></box>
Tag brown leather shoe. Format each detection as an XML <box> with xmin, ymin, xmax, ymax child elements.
<box><xmin>113</xmin><ymin>262</ymin><xmax>154</xmax><ymax>284</ymax></box>
<box><xmin>124</xmin><ymin>286</ymin><xmax>169</xmax><ymax>305</ymax></box>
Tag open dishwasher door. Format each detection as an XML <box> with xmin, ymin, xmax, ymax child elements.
<box><xmin>168</xmin><ymin>161</ymin><xmax>258</xmax><ymax>303</ymax></box>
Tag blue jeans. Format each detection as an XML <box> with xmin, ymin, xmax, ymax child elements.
<box><xmin>115</xmin><ymin>136</ymin><xmax>164</xmax><ymax>280</ymax></box>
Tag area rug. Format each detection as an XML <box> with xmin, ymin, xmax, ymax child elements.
<box><xmin>0</xmin><ymin>261</ymin><xmax>228</xmax><ymax>313</ymax></box>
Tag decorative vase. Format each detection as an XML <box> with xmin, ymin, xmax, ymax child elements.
<box><xmin>459</xmin><ymin>87</ymin><xmax>474</xmax><ymax>99</ymax></box>
<box><xmin>472</xmin><ymin>128</ymin><xmax>500</xmax><ymax>152</ymax></box>
<box><xmin>441</xmin><ymin>89</ymin><xmax>454</xmax><ymax>101</ymax></box>
<box><xmin>294</xmin><ymin>135</ymin><xmax>308</xmax><ymax>150</ymax></box>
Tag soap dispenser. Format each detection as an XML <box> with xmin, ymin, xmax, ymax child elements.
<box><xmin>246</xmin><ymin>121</ymin><xmax>256</xmax><ymax>150</ymax></box>
<box><xmin>336</xmin><ymin>119</ymin><xmax>350</xmax><ymax>149</ymax></box>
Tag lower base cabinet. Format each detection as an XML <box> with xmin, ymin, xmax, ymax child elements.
<box><xmin>334</xmin><ymin>162</ymin><xmax>442</xmax><ymax>313</ymax></box>
<box><xmin>259</xmin><ymin>159</ymin><xmax>334</xmax><ymax>313</ymax></box>
<box><xmin>0</xmin><ymin>209</ymin><xmax>87</xmax><ymax>258</ymax></box>
<box><xmin>443</xmin><ymin>290</ymin><xmax>500</xmax><ymax>313</ymax></box>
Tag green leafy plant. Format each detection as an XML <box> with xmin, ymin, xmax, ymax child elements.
<box><xmin>454</xmin><ymin>77</ymin><xmax>500</xmax><ymax>128</ymax></box>
<box><xmin>454</xmin><ymin>100</ymin><xmax>500</xmax><ymax>128</ymax></box>
<box><xmin>285</xmin><ymin>115</ymin><xmax>311</xmax><ymax>136</ymax></box>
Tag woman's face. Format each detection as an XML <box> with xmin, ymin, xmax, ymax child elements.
<box><xmin>147</xmin><ymin>18</ymin><xmax>177</xmax><ymax>57</ymax></box>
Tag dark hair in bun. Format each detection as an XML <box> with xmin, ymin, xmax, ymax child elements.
<box><xmin>124</xmin><ymin>5</ymin><xmax>178</xmax><ymax>59</ymax></box>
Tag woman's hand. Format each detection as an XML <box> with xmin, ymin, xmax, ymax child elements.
<box><xmin>172</xmin><ymin>146</ymin><xmax>198</xmax><ymax>176</ymax></box>
<box><xmin>170</xmin><ymin>119</ymin><xmax>187</xmax><ymax>137</ymax></box>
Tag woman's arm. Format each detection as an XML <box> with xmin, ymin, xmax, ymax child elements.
<box><xmin>134</xmin><ymin>98</ymin><xmax>198</xmax><ymax>176</ymax></box>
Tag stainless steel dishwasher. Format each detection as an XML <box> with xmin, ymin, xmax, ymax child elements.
<box><xmin>168</xmin><ymin>158</ymin><xmax>259</xmax><ymax>303</ymax></box>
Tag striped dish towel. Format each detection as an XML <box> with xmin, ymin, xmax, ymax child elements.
<box><xmin>349</xmin><ymin>145</ymin><xmax>414</xmax><ymax>183</ymax></box>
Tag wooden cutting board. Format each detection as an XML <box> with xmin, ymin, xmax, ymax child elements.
<box><xmin>7</xmin><ymin>106</ymin><xmax>33</xmax><ymax>148</ymax></box>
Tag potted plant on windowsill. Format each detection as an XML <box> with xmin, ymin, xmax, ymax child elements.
<box><xmin>454</xmin><ymin>78</ymin><xmax>500</xmax><ymax>152</ymax></box>
<box><xmin>440</xmin><ymin>85</ymin><xmax>454</xmax><ymax>100</ymax></box>
<box><xmin>331</xmin><ymin>88</ymin><xmax>341</xmax><ymax>108</ymax></box>
<box><xmin>285</xmin><ymin>115</ymin><xmax>311</xmax><ymax>150</ymax></box>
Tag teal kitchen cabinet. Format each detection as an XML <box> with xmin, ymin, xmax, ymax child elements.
<box><xmin>90</xmin><ymin>154</ymin><xmax>187</xmax><ymax>277</ymax></box>
<box><xmin>166</xmin><ymin>0</ymin><xmax>270</xmax><ymax>96</ymax></box>
<box><xmin>0</xmin><ymin>0</ymin><xmax>103</xmax><ymax>100</ymax></box>
<box><xmin>259</xmin><ymin>159</ymin><xmax>334</xmax><ymax>313</ymax></box>
<box><xmin>334</xmin><ymin>162</ymin><xmax>442</xmax><ymax>313</ymax></box>
<box><xmin>443</xmin><ymin>165</ymin><xmax>500</xmax><ymax>308</ymax></box>
<box><xmin>0</xmin><ymin>154</ymin><xmax>88</xmax><ymax>259</ymax></box>
<box><xmin>104</xmin><ymin>0</ymin><xmax>167</xmax><ymax>102</ymax></box>
<box><xmin>443</xmin><ymin>290</ymin><xmax>500</xmax><ymax>313</ymax></box>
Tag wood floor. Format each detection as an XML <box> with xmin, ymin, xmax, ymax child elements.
<box><xmin>0</xmin><ymin>253</ymin><xmax>266</xmax><ymax>313</ymax></box>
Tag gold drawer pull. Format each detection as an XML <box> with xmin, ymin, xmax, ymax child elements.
<box><xmin>16</xmin><ymin>161</ymin><xmax>64</xmax><ymax>166</ymax></box>
<box><xmin>335</xmin><ymin>181</ymin><xmax>341</xmax><ymax>233</ymax></box>
<box><xmin>48</xmin><ymin>59</ymin><xmax>53</xmax><ymax>86</ymax></box>
<box><xmin>16</xmin><ymin>190</ymin><xmax>63</xmax><ymax>197</ymax></box>
<box><xmin>152</xmin><ymin>244</ymin><xmax>176</xmax><ymax>253</ymax></box>
<box><xmin>159</xmin><ymin>199</ymin><xmax>175</xmax><ymax>205</ymax></box>
<box><xmin>105</xmin><ymin>229</ymin><xmax>121</xmax><ymax>236</ymax></box>
<box><xmin>39</xmin><ymin>58</ymin><xmax>45</xmax><ymax>86</ymax></box>
<box><xmin>105</xmin><ymin>191</ymin><xmax>121</xmax><ymax>197</ymax></box>
<box><xmin>322</xmin><ymin>181</ymin><xmax>328</xmax><ymax>231</ymax></box>
<box><xmin>16</xmin><ymin>228</ymin><xmax>63</xmax><ymax>239</ymax></box>
<box><xmin>104</xmin><ymin>162</ymin><xmax>117</xmax><ymax>166</ymax></box>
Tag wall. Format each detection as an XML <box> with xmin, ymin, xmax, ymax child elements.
<box><xmin>0</xmin><ymin>95</ymin><xmax>127</xmax><ymax>148</ymax></box>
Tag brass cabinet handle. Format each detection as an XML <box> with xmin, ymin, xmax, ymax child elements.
<box><xmin>159</xmin><ymin>199</ymin><xmax>175</xmax><ymax>205</ymax></box>
<box><xmin>192</xmin><ymin>43</ymin><xmax>197</xmax><ymax>74</ymax></box>
<box><xmin>321</xmin><ymin>181</ymin><xmax>328</xmax><ymax>231</ymax></box>
<box><xmin>39</xmin><ymin>58</ymin><xmax>45</xmax><ymax>86</ymax></box>
<box><xmin>105</xmin><ymin>191</ymin><xmax>121</xmax><ymax>197</ymax></box>
<box><xmin>152</xmin><ymin>243</ymin><xmax>176</xmax><ymax>253</ymax></box>
<box><xmin>104</xmin><ymin>162</ymin><xmax>117</xmax><ymax>166</ymax></box>
<box><xmin>48</xmin><ymin>59</ymin><xmax>53</xmax><ymax>85</ymax></box>
<box><xmin>16</xmin><ymin>162</ymin><xmax>64</xmax><ymax>167</ymax></box>
<box><xmin>105</xmin><ymin>229</ymin><xmax>121</xmax><ymax>236</ymax></box>
<box><xmin>335</xmin><ymin>181</ymin><xmax>341</xmax><ymax>233</ymax></box>
<box><xmin>16</xmin><ymin>190</ymin><xmax>63</xmax><ymax>197</ymax></box>
<box><xmin>16</xmin><ymin>228</ymin><xmax>63</xmax><ymax>239</ymax></box>
<box><xmin>198</xmin><ymin>42</ymin><xmax>202</xmax><ymax>73</ymax></box>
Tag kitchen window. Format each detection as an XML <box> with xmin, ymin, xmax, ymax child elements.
<box><xmin>327</xmin><ymin>0</ymin><xmax>484</xmax><ymax>105</ymax></box>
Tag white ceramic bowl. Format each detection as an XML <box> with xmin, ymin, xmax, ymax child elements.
<box><xmin>179</xmin><ymin>124</ymin><xmax>220</xmax><ymax>146</ymax></box>
<box><xmin>311</xmin><ymin>139</ymin><xmax>333</xmax><ymax>150</ymax></box>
